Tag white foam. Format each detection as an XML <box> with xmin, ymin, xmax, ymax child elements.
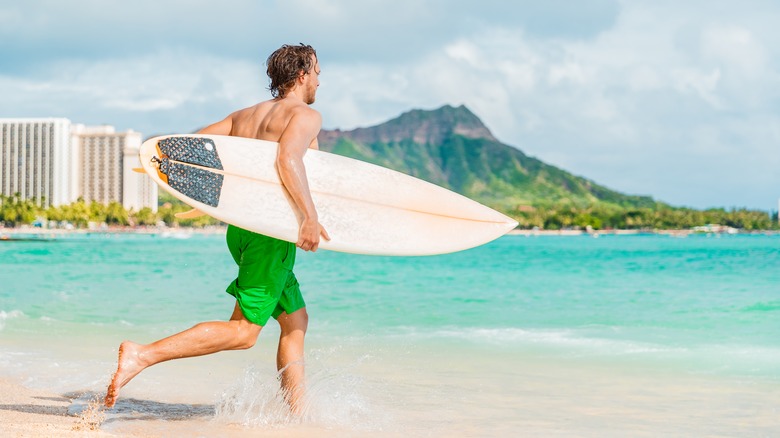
<box><xmin>393</xmin><ymin>325</ymin><xmax>687</xmax><ymax>357</ymax></box>
<box><xmin>0</xmin><ymin>309</ymin><xmax>24</xmax><ymax>331</ymax></box>
<box><xmin>214</xmin><ymin>353</ymin><xmax>389</xmax><ymax>432</ymax></box>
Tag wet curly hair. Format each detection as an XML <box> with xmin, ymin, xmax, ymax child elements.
<box><xmin>266</xmin><ymin>43</ymin><xmax>317</xmax><ymax>98</ymax></box>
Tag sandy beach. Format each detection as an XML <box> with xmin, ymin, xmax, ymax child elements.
<box><xmin>3</xmin><ymin>357</ymin><xmax>780</xmax><ymax>437</ymax></box>
<box><xmin>0</xmin><ymin>378</ymin><xmax>113</xmax><ymax>437</ymax></box>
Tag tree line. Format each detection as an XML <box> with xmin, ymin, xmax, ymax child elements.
<box><xmin>509</xmin><ymin>202</ymin><xmax>779</xmax><ymax>231</ymax></box>
<box><xmin>1</xmin><ymin>193</ymin><xmax>777</xmax><ymax>231</ymax></box>
<box><xmin>0</xmin><ymin>193</ymin><xmax>220</xmax><ymax>228</ymax></box>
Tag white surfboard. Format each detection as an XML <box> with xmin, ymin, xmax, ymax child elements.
<box><xmin>139</xmin><ymin>134</ymin><xmax>517</xmax><ymax>256</ymax></box>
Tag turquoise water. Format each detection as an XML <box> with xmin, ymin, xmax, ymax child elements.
<box><xmin>2</xmin><ymin>233</ymin><xmax>779</xmax><ymax>373</ymax></box>
<box><xmin>1</xmin><ymin>232</ymin><xmax>779</xmax><ymax>435</ymax></box>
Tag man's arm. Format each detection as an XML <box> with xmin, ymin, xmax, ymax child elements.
<box><xmin>277</xmin><ymin>108</ymin><xmax>330</xmax><ymax>252</ymax></box>
<box><xmin>196</xmin><ymin>116</ymin><xmax>233</xmax><ymax>135</ymax></box>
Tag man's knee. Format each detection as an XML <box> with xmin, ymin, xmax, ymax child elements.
<box><xmin>279</xmin><ymin>308</ymin><xmax>308</xmax><ymax>335</ymax></box>
<box><xmin>234</xmin><ymin>321</ymin><xmax>262</xmax><ymax>349</ymax></box>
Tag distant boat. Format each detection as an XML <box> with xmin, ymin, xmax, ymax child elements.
<box><xmin>159</xmin><ymin>231</ymin><xmax>193</xmax><ymax>239</ymax></box>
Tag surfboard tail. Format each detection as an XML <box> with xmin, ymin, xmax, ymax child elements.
<box><xmin>174</xmin><ymin>208</ymin><xmax>208</xmax><ymax>219</ymax></box>
<box><xmin>149</xmin><ymin>144</ymin><xmax>169</xmax><ymax>185</ymax></box>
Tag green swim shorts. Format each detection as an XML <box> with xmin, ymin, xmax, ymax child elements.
<box><xmin>225</xmin><ymin>225</ymin><xmax>305</xmax><ymax>326</ymax></box>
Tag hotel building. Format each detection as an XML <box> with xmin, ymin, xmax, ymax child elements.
<box><xmin>72</xmin><ymin>125</ymin><xmax>157</xmax><ymax>212</ymax></box>
<box><xmin>0</xmin><ymin>118</ymin><xmax>76</xmax><ymax>208</ymax></box>
<box><xmin>0</xmin><ymin>118</ymin><xmax>157</xmax><ymax>212</ymax></box>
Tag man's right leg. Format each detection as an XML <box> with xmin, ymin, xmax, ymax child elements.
<box><xmin>104</xmin><ymin>302</ymin><xmax>261</xmax><ymax>407</ymax></box>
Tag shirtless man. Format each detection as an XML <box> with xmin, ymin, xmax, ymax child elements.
<box><xmin>105</xmin><ymin>44</ymin><xmax>328</xmax><ymax>411</ymax></box>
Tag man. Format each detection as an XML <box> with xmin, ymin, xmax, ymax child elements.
<box><xmin>104</xmin><ymin>44</ymin><xmax>329</xmax><ymax>411</ymax></box>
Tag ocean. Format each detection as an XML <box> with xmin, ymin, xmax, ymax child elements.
<box><xmin>1</xmin><ymin>232</ymin><xmax>779</xmax><ymax>437</ymax></box>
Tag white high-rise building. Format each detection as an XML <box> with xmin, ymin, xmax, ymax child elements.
<box><xmin>0</xmin><ymin>118</ymin><xmax>76</xmax><ymax>207</ymax></box>
<box><xmin>122</xmin><ymin>137</ymin><xmax>158</xmax><ymax>213</ymax></box>
<box><xmin>72</xmin><ymin>125</ymin><xmax>157</xmax><ymax>212</ymax></box>
<box><xmin>1</xmin><ymin>118</ymin><xmax>157</xmax><ymax>213</ymax></box>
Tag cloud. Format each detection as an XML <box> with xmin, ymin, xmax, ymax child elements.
<box><xmin>0</xmin><ymin>0</ymin><xmax>619</xmax><ymax>70</ymax></box>
<box><xmin>0</xmin><ymin>49</ymin><xmax>262</xmax><ymax>132</ymax></box>
<box><xmin>314</xmin><ymin>0</ymin><xmax>780</xmax><ymax>208</ymax></box>
<box><xmin>0</xmin><ymin>0</ymin><xmax>778</xmax><ymax>209</ymax></box>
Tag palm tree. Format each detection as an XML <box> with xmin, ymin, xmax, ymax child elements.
<box><xmin>0</xmin><ymin>193</ymin><xmax>39</xmax><ymax>226</ymax></box>
<box><xmin>105</xmin><ymin>201</ymin><xmax>129</xmax><ymax>225</ymax></box>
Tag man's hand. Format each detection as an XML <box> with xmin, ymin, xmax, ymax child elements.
<box><xmin>297</xmin><ymin>217</ymin><xmax>330</xmax><ymax>252</ymax></box>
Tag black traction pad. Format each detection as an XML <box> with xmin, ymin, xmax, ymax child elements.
<box><xmin>158</xmin><ymin>136</ymin><xmax>224</xmax><ymax>170</ymax></box>
<box><xmin>157</xmin><ymin>137</ymin><xmax>224</xmax><ymax>207</ymax></box>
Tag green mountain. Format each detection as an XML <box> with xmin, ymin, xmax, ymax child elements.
<box><xmin>317</xmin><ymin>105</ymin><xmax>657</xmax><ymax>214</ymax></box>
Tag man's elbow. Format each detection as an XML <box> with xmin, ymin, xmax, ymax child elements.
<box><xmin>276</xmin><ymin>154</ymin><xmax>300</xmax><ymax>174</ymax></box>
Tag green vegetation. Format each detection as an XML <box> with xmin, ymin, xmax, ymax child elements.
<box><xmin>509</xmin><ymin>202</ymin><xmax>778</xmax><ymax>231</ymax></box>
<box><xmin>0</xmin><ymin>193</ymin><xmax>38</xmax><ymax>226</ymax></box>
<box><xmin>156</xmin><ymin>192</ymin><xmax>222</xmax><ymax>227</ymax></box>
<box><xmin>0</xmin><ymin>193</ymin><xmax>221</xmax><ymax>229</ymax></box>
<box><xmin>0</xmin><ymin>192</ymin><xmax>775</xmax><ymax>231</ymax></box>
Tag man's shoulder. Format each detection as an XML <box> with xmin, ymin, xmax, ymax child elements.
<box><xmin>229</xmin><ymin>102</ymin><xmax>264</xmax><ymax>120</ymax></box>
<box><xmin>289</xmin><ymin>105</ymin><xmax>322</xmax><ymax>125</ymax></box>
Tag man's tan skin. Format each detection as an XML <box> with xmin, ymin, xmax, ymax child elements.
<box><xmin>104</xmin><ymin>48</ymin><xmax>328</xmax><ymax>411</ymax></box>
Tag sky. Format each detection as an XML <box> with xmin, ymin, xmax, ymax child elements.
<box><xmin>1</xmin><ymin>0</ymin><xmax>778</xmax><ymax>210</ymax></box>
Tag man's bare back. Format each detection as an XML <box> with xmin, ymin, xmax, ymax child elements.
<box><xmin>228</xmin><ymin>100</ymin><xmax>319</xmax><ymax>148</ymax></box>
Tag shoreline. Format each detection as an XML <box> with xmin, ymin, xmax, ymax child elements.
<box><xmin>0</xmin><ymin>225</ymin><xmax>227</xmax><ymax>238</ymax></box>
<box><xmin>2</xmin><ymin>226</ymin><xmax>777</xmax><ymax>238</ymax></box>
<box><xmin>494</xmin><ymin>228</ymin><xmax>779</xmax><ymax>236</ymax></box>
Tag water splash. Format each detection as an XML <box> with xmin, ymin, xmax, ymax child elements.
<box><xmin>215</xmin><ymin>365</ymin><xmax>293</xmax><ymax>426</ymax></box>
<box><xmin>215</xmin><ymin>350</ymin><xmax>388</xmax><ymax>432</ymax></box>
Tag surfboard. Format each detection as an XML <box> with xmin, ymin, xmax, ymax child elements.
<box><xmin>139</xmin><ymin>134</ymin><xmax>517</xmax><ymax>256</ymax></box>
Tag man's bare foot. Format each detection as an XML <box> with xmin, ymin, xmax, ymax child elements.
<box><xmin>104</xmin><ymin>341</ymin><xmax>146</xmax><ymax>408</ymax></box>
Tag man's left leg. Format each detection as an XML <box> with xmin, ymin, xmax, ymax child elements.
<box><xmin>276</xmin><ymin>308</ymin><xmax>308</xmax><ymax>412</ymax></box>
